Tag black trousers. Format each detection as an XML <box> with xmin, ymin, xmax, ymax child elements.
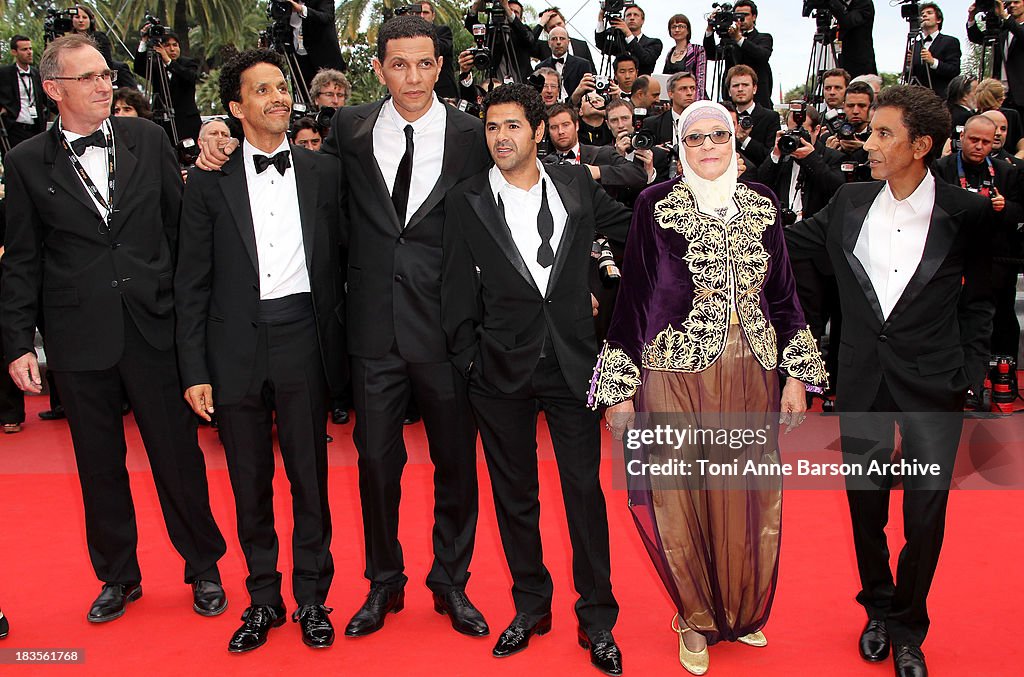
<box><xmin>54</xmin><ymin>309</ymin><xmax>225</xmax><ymax>586</ymax></box>
<box><xmin>351</xmin><ymin>342</ymin><xmax>478</xmax><ymax>594</ymax></box>
<box><xmin>0</xmin><ymin>269</ymin><xmax>25</xmax><ymax>425</ymax></box>
<box><xmin>469</xmin><ymin>354</ymin><xmax>618</xmax><ymax>633</ymax></box>
<box><xmin>840</xmin><ymin>378</ymin><xmax>963</xmax><ymax>646</ymax></box>
<box><xmin>216</xmin><ymin>313</ymin><xmax>333</xmax><ymax>607</ymax></box>
<box><xmin>1</xmin><ymin>119</ymin><xmax>44</xmax><ymax>158</ymax></box>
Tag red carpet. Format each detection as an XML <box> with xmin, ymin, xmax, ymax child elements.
<box><xmin>0</xmin><ymin>394</ymin><xmax>1021</xmax><ymax>675</ymax></box>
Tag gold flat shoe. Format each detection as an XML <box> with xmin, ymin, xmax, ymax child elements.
<box><xmin>671</xmin><ymin>614</ymin><xmax>709</xmax><ymax>675</ymax></box>
<box><xmin>738</xmin><ymin>630</ymin><xmax>767</xmax><ymax>647</ymax></box>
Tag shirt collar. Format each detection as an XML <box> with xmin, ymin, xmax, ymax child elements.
<box><xmin>243</xmin><ymin>135</ymin><xmax>291</xmax><ymax>162</ymax></box>
<box><xmin>16</xmin><ymin>63</ymin><xmax>31</xmax><ymax>75</ymax></box>
<box><xmin>60</xmin><ymin>117</ymin><xmax>111</xmax><ymax>143</ymax></box>
<box><xmin>489</xmin><ymin>159</ymin><xmax>550</xmax><ymax>198</ymax></box>
<box><xmin>737</xmin><ymin>103</ymin><xmax>755</xmax><ymax>116</ymax></box>
<box><xmin>884</xmin><ymin>172</ymin><xmax>935</xmax><ymax>215</ymax></box>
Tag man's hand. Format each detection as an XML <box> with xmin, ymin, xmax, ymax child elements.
<box><xmin>771</xmin><ymin>129</ymin><xmax>785</xmax><ymax>159</ymax></box>
<box><xmin>614</xmin><ymin>132</ymin><xmax>633</xmax><ymax>157</ymax></box>
<box><xmin>8</xmin><ymin>353</ymin><xmax>42</xmax><ymax>394</ymax></box>
<box><xmin>458</xmin><ymin>49</ymin><xmax>474</xmax><ymax>76</ymax></box>
<box><xmin>792</xmin><ymin>138</ymin><xmax>816</xmax><ymax>160</ymax></box>
<box><xmin>825</xmin><ymin>134</ymin><xmax>841</xmax><ymax>150</ymax></box>
<box><xmin>591</xmin><ymin>293</ymin><xmax>600</xmax><ymax>317</ymax></box>
<box><xmin>153</xmin><ymin>42</ymin><xmax>171</xmax><ymax>65</ymax></box>
<box><xmin>608</xmin><ymin>82</ymin><xmax>622</xmax><ymax>99</ymax></box>
<box><xmin>196</xmin><ymin>136</ymin><xmax>239</xmax><ymax>171</ymax></box>
<box><xmin>539</xmin><ymin>9</ymin><xmax>558</xmax><ymax>30</ymax></box>
<box><xmin>839</xmin><ymin>138</ymin><xmax>865</xmax><ymax>153</ymax></box>
<box><xmin>779</xmin><ymin>378</ymin><xmax>808</xmax><ymax>433</ymax></box>
<box><xmin>184</xmin><ymin>384</ymin><xmax>215</xmax><ymax>422</ymax></box>
<box><xmin>992</xmin><ymin>187</ymin><xmax>1006</xmax><ymax>212</ymax></box>
<box><xmin>727</xmin><ymin>23</ymin><xmax>741</xmax><ymax>41</ymax></box>
<box><xmin>736</xmin><ymin>153</ymin><xmax>746</xmax><ymax>176</ymax></box>
<box><xmin>576</xmin><ymin>73</ymin><xmax>596</xmax><ymax>94</ymax></box>
<box><xmin>921</xmin><ymin>48</ymin><xmax>935</xmax><ymax>66</ymax></box>
<box><xmin>997</xmin><ymin>0</ymin><xmax>1008</xmax><ymax>20</ymax></box>
<box><xmin>585</xmin><ymin>164</ymin><xmax>601</xmax><ymax>181</ymax></box>
<box><xmin>604</xmin><ymin>400</ymin><xmax>635</xmax><ymax>441</ymax></box>
<box><xmin>635</xmin><ymin>148</ymin><xmax>655</xmax><ymax>178</ymax></box>
<box><xmin>289</xmin><ymin>0</ymin><xmax>304</xmax><ymax>12</ymax></box>
<box><xmin>609</xmin><ymin>18</ymin><xmax>629</xmax><ymax>33</ymax></box>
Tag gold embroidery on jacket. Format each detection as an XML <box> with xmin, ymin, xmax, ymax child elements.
<box><xmin>592</xmin><ymin>344</ymin><xmax>642</xmax><ymax>407</ymax></box>
<box><xmin>780</xmin><ymin>326</ymin><xmax>830</xmax><ymax>388</ymax></box>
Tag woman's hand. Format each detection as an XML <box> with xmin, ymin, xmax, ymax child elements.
<box><xmin>779</xmin><ymin>378</ymin><xmax>808</xmax><ymax>433</ymax></box>
<box><xmin>604</xmin><ymin>400</ymin><xmax>635</xmax><ymax>441</ymax></box>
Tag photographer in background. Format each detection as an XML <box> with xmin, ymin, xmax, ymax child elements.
<box><xmin>612</xmin><ymin>54</ymin><xmax>639</xmax><ymax>97</ymax></box>
<box><xmin>629</xmin><ymin>75</ymin><xmax>660</xmax><ymax>112</ymax></box>
<box><xmin>534</xmin><ymin>66</ymin><xmax>561</xmax><ymax>105</ymax></box>
<box><xmin>533</xmin><ymin>7</ymin><xmax>596</xmax><ymax>71</ymax></box>
<box><xmin>832</xmin><ymin>0</ymin><xmax>877</xmax><ymax>78</ymax></box>
<box><xmin>134</xmin><ymin>24</ymin><xmax>202</xmax><ymax>143</ymax></box>
<box><xmin>726</xmin><ymin>64</ymin><xmax>779</xmax><ymax>166</ymax></box>
<box><xmin>822</xmin><ymin>80</ymin><xmax>874</xmax><ymax>177</ymax></box>
<box><xmin>570</xmin><ymin>70</ymin><xmax>623</xmax><ymax>109</ymax></box>
<box><xmin>704</xmin><ymin>0</ymin><xmax>774</xmax><ymax>108</ymax></box>
<box><xmin>982</xmin><ymin>108</ymin><xmax>1024</xmax><ymax>169</ymax></box>
<box><xmin>465</xmin><ymin>0</ymin><xmax>536</xmax><ymax>83</ymax></box>
<box><xmin>968</xmin><ymin>0</ymin><xmax>1024</xmax><ymax>114</ymax></box>
<box><xmin>823</xmin><ymin>67</ymin><xmax>850</xmax><ymax>115</ymax></box>
<box><xmin>579</xmin><ymin>92</ymin><xmax>615</xmax><ymax>146</ymax></box>
<box><xmin>413</xmin><ymin>2</ymin><xmax>459</xmax><ymax>100</ymax></box>
<box><xmin>290</xmin><ymin>115</ymin><xmax>325</xmax><ymax>151</ymax></box>
<box><xmin>282</xmin><ymin>1</ymin><xmax>347</xmax><ymax>88</ymax></box>
<box><xmin>594</xmin><ymin>3</ymin><xmax>663</xmax><ymax>75</ymax></box>
<box><xmin>0</xmin><ymin>36</ymin><xmax>48</xmax><ymax>156</ymax></box>
<box><xmin>310</xmin><ymin>68</ymin><xmax>350</xmax><ymax>110</ymax></box>
<box><xmin>606</xmin><ymin>98</ymin><xmax>669</xmax><ymax>193</ymax></box>
<box><xmin>535</xmin><ymin>26</ymin><xmax>594</xmax><ymax>103</ymax></box>
<box><xmin>908</xmin><ymin>3</ymin><xmax>961</xmax><ymax>99</ymax></box>
<box><xmin>642</xmin><ymin>70</ymin><xmax>697</xmax><ymax>147</ymax></box>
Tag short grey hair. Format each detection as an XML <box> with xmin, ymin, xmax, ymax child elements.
<box><xmin>40</xmin><ymin>33</ymin><xmax>99</xmax><ymax>83</ymax></box>
<box><xmin>668</xmin><ymin>70</ymin><xmax>695</xmax><ymax>92</ymax></box>
<box><xmin>310</xmin><ymin>68</ymin><xmax>350</xmax><ymax>100</ymax></box>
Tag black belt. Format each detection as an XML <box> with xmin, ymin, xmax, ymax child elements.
<box><xmin>256</xmin><ymin>292</ymin><xmax>313</xmax><ymax>324</ymax></box>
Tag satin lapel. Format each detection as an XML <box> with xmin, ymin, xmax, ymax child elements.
<box><xmin>545</xmin><ymin>170</ymin><xmax>580</xmax><ymax>297</ymax></box>
<box><xmin>842</xmin><ymin>183</ymin><xmax>886</xmax><ymax>324</ymax></box>
<box><xmin>108</xmin><ymin>119</ymin><xmax>138</xmax><ymax>238</ymax></box>
<box><xmin>466</xmin><ymin>187</ymin><xmax>540</xmax><ymax>295</ymax></box>
<box><xmin>218</xmin><ymin>153</ymin><xmax>259</xmax><ymax>274</ymax></box>
<box><xmin>44</xmin><ymin>122</ymin><xmax>102</xmax><ymax>219</ymax></box>
<box><xmin>885</xmin><ymin>185</ymin><xmax>960</xmax><ymax>326</ymax></box>
<box><xmin>292</xmin><ymin>147</ymin><xmax>319</xmax><ymax>273</ymax></box>
<box><xmin>352</xmin><ymin>101</ymin><xmax>403</xmax><ymax>232</ymax></box>
<box><xmin>405</xmin><ymin>107</ymin><xmax>470</xmax><ymax>232</ymax></box>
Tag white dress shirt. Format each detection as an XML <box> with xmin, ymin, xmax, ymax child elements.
<box><xmin>242</xmin><ymin>137</ymin><xmax>311</xmax><ymax>300</ymax></box>
<box><xmin>15</xmin><ymin>64</ymin><xmax>36</xmax><ymax>124</ymax></box>
<box><xmin>551</xmin><ymin>53</ymin><xmax>569</xmax><ymax>101</ymax></box>
<box><xmin>374</xmin><ymin>94</ymin><xmax>447</xmax><ymax>227</ymax></box>
<box><xmin>62</xmin><ymin>119</ymin><xmax>114</xmax><ymax>220</ymax></box>
<box><xmin>854</xmin><ymin>174</ymin><xmax>935</xmax><ymax>319</ymax></box>
<box><xmin>488</xmin><ymin>160</ymin><xmax>569</xmax><ymax>294</ymax></box>
<box><xmin>290</xmin><ymin>5</ymin><xmax>308</xmax><ymax>56</ymax></box>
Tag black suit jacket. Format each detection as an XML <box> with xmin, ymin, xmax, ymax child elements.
<box><xmin>434</xmin><ymin>24</ymin><xmax>459</xmax><ymax>100</ymax></box>
<box><xmin>0</xmin><ymin>64</ymin><xmax>47</xmax><ymax>133</ymax></box>
<box><xmin>133</xmin><ymin>52</ymin><xmax>202</xmax><ymax>140</ymax></box>
<box><xmin>642</xmin><ymin>109</ymin><xmax>675</xmax><ymax>145</ymax></box>
<box><xmin>543</xmin><ymin>144</ymin><xmax>648</xmax><ymax>197</ymax></box>
<box><xmin>785</xmin><ymin>179</ymin><xmax>994</xmax><ymax>413</ymax></box>
<box><xmin>531</xmin><ymin>26</ymin><xmax>596</xmax><ymax>72</ymax></box>
<box><xmin>910</xmin><ymin>32</ymin><xmax>961</xmax><ymax>99</ymax></box>
<box><xmin>300</xmin><ymin>0</ymin><xmax>347</xmax><ymax>73</ymax></box>
<box><xmin>704</xmin><ymin>28</ymin><xmax>774</xmax><ymax>108</ymax></box>
<box><xmin>322</xmin><ymin>99</ymin><xmax>491</xmax><ymax>363</ymax></box>
<box><xmin>464</xmin><ymin>12</ymin><xmax>536</xmax><ymax>83</ymax></box>
<box><xmin>174</xmin><ymin>145</ymin><xmax>343</xmax><ymax>405</ymax></box>
<box><xmin>968</xmin><ymin>16</ymin><xmax>1024</xmax><ymax>106</ymax></box>
<box><xmin>441</xmin><ymin>164</ymin><xmax>631</xmax><ymax>395</ymax></box>
<box><xmin>593</xmin><ymin>31</ymin><xmax>662</xmax><ymax>75</ymax></box>
<box><xmin>0</xmin><ymin>117</ymin><xmax>183</xmax><ymax>370</ymax></box>
<box><xmin>932</xmin><ymin>152</ymin><xmax>1024</xmax><ymax>234</ymax></box>
<box><xmin>536</xmin><ymin>54</ymin><xmax>593</xmax><ymax>101</ymax></box>
<box><xmin>738</xmin><ymin>103</ymin><xmax>782</xmax><ymax>166</ymax></box>
<box><xmin>832</xmin><ymin>0</ymin><xmax>877</xmax><ymax>78</ymax></box>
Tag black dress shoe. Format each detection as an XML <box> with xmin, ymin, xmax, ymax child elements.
<box><xmin>228</xmin><ymin>604</ymin><xmax>286</xmax><ymax>653</ymax></box>
<box><xmin>294</xmin><ymin>605</ymin><xmax>334</xmax><ymax>648</ymax></box>
<box><xmin>859</xmin><ymin>619</ymin><xmax>890</xmax><ymax>661</ymax></box>
<box><xmin>433</xmin><ymin>590</ymin><xmax>489</xmax><ymax>636</ymax></box>
<box><xmin>893</xmin><ymin>644</ymin><xmax>927</xmax><ymax>677</ymax></box>
<box><xmin>579</xmin><ymin>628</ymin><xmax>623</xmax><ymax>676</ymax></box>
<box><xmin>331</xmin><ymin>408</ymin><xmax>350</xmax><ymax>425</ymax></box>
<box><xmin>38</xmin><ymin>406</ymin><xmax>66</xmax><ymax>421</ymax></box>
<box><xmin>0</xmin><ymin>608</ymin><xmax>8</xmax><ymax>639</ymax></box>
<box><xmin>492</xmin><ymin>612</ymin><xmax>552</xmax><ymax>658</ymax></box>
<box><xmin>87</xmin><ymin>583</ymin><xmax>142</xmax><ymax>623</ymax></box>
<box><xmin>192</xmin><ymin>580</ymin><xmax>227</xmax><ymax>616</ymax></box>
<box><xmin>344</xmin><ymin>587</ymin><xmax>404</xmax><ymax>637</ymax></box>
<box><xmin>402</xmin><ymin>414</ymin><xmax>421</xmax><ymax>425</ymax></box>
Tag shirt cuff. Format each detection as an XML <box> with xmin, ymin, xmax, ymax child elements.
<box><xmin>737</xmin><ymin>36</ymin><xmax>745</xmax><ymax>46</ymax></box>
<box><xmin>929</xmin><ymin>58</ymin><xmax>940</xmax><ymax>70</ymax></box>
<box><xmin>740</xmin><ymin>137</ymin><xmax>751</xmax><ymax>150</ymax></box>
<box><xmin>300</xmin><ymin>5</ymin><xmax>307</xmax><ymax>18</ymax></box>
<box><xmin>770</xmin><ymin>152</ymin><xmax>780</xmax><ymax>163</ymax></box>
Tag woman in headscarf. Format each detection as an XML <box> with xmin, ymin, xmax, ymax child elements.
<box><xmin>589</xmin><ymin>100</ymin><xmax>827</xmax><ymax>674</ymax></box>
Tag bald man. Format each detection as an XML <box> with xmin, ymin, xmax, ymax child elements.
<box><xmin>982</xmin><ymin>109</ymin><xmax>1024</xmax><ymax>170</ymax></box>
<box><xmin>536</xmin><ymin>26</ymin><xmax>593</xmax><ymax>102</ymax></box>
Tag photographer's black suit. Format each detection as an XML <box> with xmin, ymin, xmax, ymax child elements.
<box><xmin>296</xmin><ymin>0</ymin><xmax>347</xmax><ymax>86</ymax></box>
<box><xmin>0</xmin><ymin>116</ymin><xmax>225</xmax><ymax>587</ymax></box>
<box><xmin>434</xmin><ymin>23</ymin><xmax>460</xmax><ymax>100</ymax></box>
<box><xmin>464</xmin><ymin>11</ymin><xmax>536</xmax><ymax>83</ymax></box>
<box><xmin>322</xmin><ymin>99</ymin><xmax>491</xmax><ymax>595</ymax></box>
<box><xmin>738</xmin><ymin>103</ymin><xmax>782</xmax><ymax>167</ymax></box>
<box><xmin>0</xmin><ymin>63</ymin><xmax>47</xmax><ymax>152</ymax></box>
<box><xmin>703</xmin><ymin>28</ymin><xmax>774</xmax><ymax>108</ymax></box>
<box><xmin>531</xmin><ymin>25</ymin><xmax>596</xmax><ymax>71</ymax></box>
<box><xmin>968</xmin><ymin>15</ymin><xmax>1024</xmax><ymax>109</ymax></box>
<box><xmin>535</xmin><ymin>54</ymin><xmax>593</xmax><ymax>102</ymax></box>
<box><xmin>641</xmin><ymin>109</ymin><xmax>674</xmax><ymax>145</ymax></box>
<box><xmin>133</xmin><ymin>51</ymin><xmax>202</xmax><ymax>142</ymax></box>
<box><xmin>832</xmin><ymin>0</ymin><xmax>877</xmax><ymax>78</ymax></box>
<box><xmin>785</xmin><ymin>179</ymin><xmax>993</xmax><ymax>646</ymax></box>
<box><xmin>542</xmin><ymin>144</ymin><xmax>647</xmax><ymax>201</ymax></box>
<box><xmin>910</xmin><ymin>32</ymin><xmax>961</xmax><ymax>99</ymax></box>
<box><xmin>441</xmin><ymin>163</ymin><xmax>630</xmax><ymax>632</ymax></box>
<box><xmin>593</xmin><ymin>30</ymin><xmax>662</xmax><ymax>76</ymax></box>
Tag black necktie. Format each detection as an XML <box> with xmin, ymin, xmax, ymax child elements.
<box><xmin>537</xmin><ymin>180</ymin><xmax>554</xmax><ymax>268</ymax></box>
<box><xmin>19</xmin><ymin>72</ymin><xmax>33</xmax><ymax>104</ymax></box>
<box><xmin>392</xmin><ymin>124</ymin><xmax>415</xmax><ymax>225</ymax></box>
<box><xmin>70</xmin><ymin>130</ymin><xmax>107</xmax><ymax>156</ymax></box>
<box><xmin>253</xmin><ymin>150</ymin><xmax>291</xmax><ymax>175</ymax></box>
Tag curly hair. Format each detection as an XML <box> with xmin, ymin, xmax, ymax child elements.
<box><xmin>112</xmin><ymin>87</ymin><xmax>152</xmax><ymax>120</ymax></box>
<box><xmin>874</xmin><ymin>84</ymin><xmax>951</xmax><ymax>163</ymax></box>
<box><xmin>219</xmin><ymin>49</ymin><xmax>286</xmax><ymax>119</ymax></box>
<box><xmin>483</xmin><ymin>83</ymin><xmax>547</xmax><ymax>133</ymax></box>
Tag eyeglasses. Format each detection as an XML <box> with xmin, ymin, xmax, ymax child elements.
<box><xmin>52</xmin><ymin>69</ymin><xmax>118</xmax><ymax>85</ymax></box>
<box><xmin>682</xmin><ymin>130</ymin><xmax>733</xmax><ymax>147</ymax></box>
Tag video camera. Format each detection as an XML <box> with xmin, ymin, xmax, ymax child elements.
<box><xmin>602</xmin><ymin>0</ymin><xmax>634</xmax><ymax>21</ymax></box>
<box><xmin>267</xmin><ymin>0</ymin><xmax>292</xmax><ymax>22</ymax></box>
<box><xmin>142</xmin><ymin>14</ymin><xmax>168</xmax><ymax>45</ymax></box>
<box><xmin>709</xmin><ymin>2</ymin><xmax>737</xmax><ymax>39</ymax></box>
<box><xmin>393</xmin><ymin>4</ymin><xmax>424</xmax><ymax>16</ymax></box>
<box><xmin>801</xmin><ymin>0</ymin><xmax>831</xmax><ymax>18</ymax></box>
<box><xmin>779</xmin><ymin>100</ymin><xmax>812</xmax><ymax>156</ymax></box>
<box><xmin>482</xmin><ymin>0</ymin><xmax>508</xmax><ymax>24</ymax></box>
<box><xmin>43</xmin><ymin>6</ymin><xmax>79</xmax><ymax>43</ymax></box>
<box><xmin>630</xmin><ymin>108</ymin><xmax>657</xmax><ymax>151</ymax></box>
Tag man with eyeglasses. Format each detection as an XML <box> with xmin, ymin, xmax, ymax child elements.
<box><xmin>0</xmin><ymin>35</ymin><xmax>49</xmax><ymax>156</ymax></box>
<box><xmin>0</xmin><ymin>34</ymin><xmax>227</xmax><ymax>625</ymax></box>
<box><xmin>703</xmin><ymin>0</ymin><xmax>774</xmax><ymax>108</ymax></box>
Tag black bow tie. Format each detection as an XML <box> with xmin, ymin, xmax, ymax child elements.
<box><xmin>560</xmin><ymin>150</ymin><xmax>576</xmax><ymax>161</ymax></box>
<box><xmin>70</xmin><ymin>129</ymin><xmax>107</xmax><ymax>156</ymax></box>
<box><xmin>253</xmin><ymin>150</ymin><xmax>291</xmax><ymax>175</ymax></box>
<box><xmin>552</xmin><ymin>56</ymin><xmax>565</xmax><ymax>64</ymax></box>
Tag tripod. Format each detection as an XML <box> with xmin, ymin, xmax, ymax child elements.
<box><xmin>709</xmin><ymin>34</ymin><xmax>737</xmax><ymax>103</ymax></box>
<box><xmin>143</xmin><ymin>48</ymin><xmax>179</xmax><ymax>146</ymax></box>
<box><xmin>802</xmin><ymin>11</ymin><xmax>838</xmax><ymax>113</ymax></box>
<box><xmin>899</xmin><ymin>11</ymin><xmax>932</xmax><ymax>89</ymax></box>
<box><xmin>0</xmin><ymin>116</ymin><xmax>11</xmax><ymax>157</ymax></box>
<box><xmin>977</xmin><ymin>11</ymin><xmax>1004</xmax><ymax>80</ymax></box>
<box><xmin>261</xmin><ymin>24</ymin><xmax>312</xmax><ymax>109</ymax></box>
<box><xmin>483</xmin><ymin>15</ymin><xmax>525</xmax><ymax>90</ymax></box>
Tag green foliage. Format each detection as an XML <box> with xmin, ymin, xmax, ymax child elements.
<box><xmin>345</xmin><ymin>39</ymin><xmax>386</xmax><ymax>104</ymax></box>
<box><xmin>195</xmin><ymin>67</ymin><xmax>223</xmax><ymax>115</ymax></box>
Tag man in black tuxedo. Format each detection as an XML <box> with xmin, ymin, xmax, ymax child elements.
<box><xmin>536</xmin><ymin>27</ymin><xmax>593</xmax><ymax>103</ymax></box>
<box><xmin>727</xmin><ymin>64</ymin><xmax>780</xmax><ymax>167</ymax></box>
<box><xmin>465</xmin><ymin>0</ymin><xmax>536</xmax><ymax>83</ymax></box>
<box><xmin>703</xmin><ymin>0</ymin><xmax>774</xmax><ymax>108</ymax></box>
<box><xmin>982</xmin><ymin>108</ymin><xmax>1024</xmax><ymax>169</ymax></box>
<box><xmin>0</xmin><ymin>35</ymin><xmax>48</xmax><ymax>156</ymax></box>
<box><xmin>607</xmin><ymin>99</ymin><xmax>670</xmax><ymax>186</ymax></box>
<box><xmin>968</xmin><ymin>0</ymin><xmax>1024</xmax><ymax>110</ymax></box>
<box><xmin>442</xmin><ymin>82</ymin><xmax>628</xmax><ymax>676</ymax></box>
<box><xmin>532</xmin><ymin>7</ymin><xmax>596</xmax><ymax>71</ymax></box>
<box><xmin>133</xmin><ymin>28</ymin><xmax>201</xmax><ymax>143</ymax></box>
<box><xmin>1</xmin><ymin>34</ymin><xmax>226</xmax><ymax>624</ymax></box>
<box><xmin>908</xmin><ymin>3</ymin><xmax>961</xmax><ymax>99</ymax></box>
<box><xmin>833</xmin><ymin>0</ymin><xmax>878</xmax><ymax>78</ymax></box>
<box><xmin>786</xmin><ymin>86</ymin><xmax>994</xmax><ymax>677</ymax></box>
<box><xmin>417</xmin><ymin>2</ymin><xmax>459</xmax><ymax>100</ymax></box>
<box><xmin>176</xmin><ymin>49</ymin><xmax>343</xmax><ymax>654</ymax></box>
<box><xmin>286</xmin><ymin>0</ymin><xmax>347</xmax><ymax>89</ymax></box>
<box><xmin>643</xmin><ymin>71</ymin><xmax>697</xmax><ymax>148</ymax></box>
<box><xmin>594</xmin><ymin>3</ymin><xmax>663</xmax><ymax>75</ymax></box>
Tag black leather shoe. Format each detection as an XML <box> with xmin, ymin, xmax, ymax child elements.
<box><xmin>228</xmin><ymin>604</ymin><xmax>286</xmax><ymax>653</ymax></box>
<box><xmin>579</xmin><ymin>628</ymin><xmax>623</xmax><ymax>676</ymax></box>
<box><xmin>331</xmin><ymin>408</ymin><xmax>350</xmax><ymax>425</ymax></box>
<box><xmin>294</xmin><ymin>605</ymin><xmax>334</xmax><ymax>648</ymax></box>
<box><xmin>192</xmin><ymin>580</ymin><xmax>227</xmax><ymax>617</ymax></box>
<box><xmin>38</xmin><ymin>406</ymin><xmax>66</xmax><ymax>421</ymax></box>
<box><xmin>492</xmin><ymin>612</ymin><xmax>552</xmax><ymax>658</ymax></box>
<box><xmin>87</xmin><ymin>583</ymin><xmax>142</xmax><ymax>623</ymax></box>
<box><xmin>433</xmin><ymin>590</ymin><xmax>489</xmax><ymax>636</ymax></box>
<box><xmin>893</xmin><ymin>644</ymin><xmax>927</xmax><ymax>677</ymax></box>
<box><xmin>402</xmin><ymin>414</ymin><xmax>421</xmax><ymax>425</ymax></box>
<box><xmin>859</xmin><ymin>619</ymin><xmax>890</xmax><ymax>662</ymax></box>
<box><xmin>344</xmin><ymin>587</ymin><xmax>404</xmax><ymax>637</ymax></box>
<box><xmin>0</xmin><ymin>608</ymin><xmax>8</xmax><ymax>639</ymax></box>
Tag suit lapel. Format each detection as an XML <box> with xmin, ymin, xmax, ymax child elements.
<box><xmin>405</xmin><ymin>105</ymin><xmax>469</xmax><ymax>231</ymax></box>
<box><xmin>843</xmin><ymin>183</ymin><xmax>886</xmax><ymax>324</ymax></box>
<box><xmin>292</xmin><ymin>146</ymin><xmax>319</xmax><ymax>273</ymax></box>
<box><xmin>466</xmin><ymin>182</ymin><xmax>541</xmax><ymax>295</ymax></box>
<box><xmin>545</xmin><ymin>169</ymin><xmax>580</xmax><ymax>297</ymax></box>
<box><xmin>44</xmin><ymin>122</ymin><xmax>102</xmax><ymax>220</ymax></box>
<box><xmin>353</xmin><ymin>101</ymin><xmax>403</xmax><ymax>232</ymax></box>
<box><xmin>218</xmin><ymin>152</ymin><xmax>260</xmax><ymax>274</ymax></box>
<box><xmin>109</xmin><ymin>119</ymin><xmax>138</xmax><ymax>238</ymax></box>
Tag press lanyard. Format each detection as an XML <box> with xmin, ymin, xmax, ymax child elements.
<box><xmin>956</xmin><ymin>151</ymin><xmax>995</xmax><ymax>198</ymax></box>
<box><xmin>57</xmin><ymin>121</ymin><xmax>116</xmax><ymax>231</ymax></box>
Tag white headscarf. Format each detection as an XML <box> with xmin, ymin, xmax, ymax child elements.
<box><xmin>676</xmin><ymin>100</ymin><xmax>739</xmax><ymax>214</ymax></box>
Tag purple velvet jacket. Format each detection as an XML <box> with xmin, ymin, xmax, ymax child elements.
<box><xmin>589</xmin><ymin>178</ymin><xmax>828</xmax><ymax>408</ymax></box>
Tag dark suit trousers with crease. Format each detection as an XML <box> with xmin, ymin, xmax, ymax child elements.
<box><xmin>469</xmin><ymin>353</ymin><xmax>618</xmax><ymax>633</ymax></box>
<box><xmin>216</xmin><ymin>310</ymin><xmax>333</xmax><ymax>607</ymax></box>
<box><xmin>350</xmin><ymin>342</ymin><xmax>479</xmax><ymax>594</ymax></box>
<box><xmin>54</xmin><ymin>307</ymin><xmax>225</xmax><ymax>586</ymax></box>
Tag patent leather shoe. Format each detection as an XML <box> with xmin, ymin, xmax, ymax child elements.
<box><xmin>228</xmin><ymin>604</ymin><xmax>286</xmax><ymax>653</ymax></box>
<box><xmin>893</xmin><ymin>644</ymin><xmax>927</xmax><ymax>677</ymax></box>
<box><xmin>87</xmin><ymin>583</ymin><xmax>142</xmax><ymax>623</ymax></box>
<box><xmin>344</xmin><ymin>587</ymin><xmax>404</xmax><ymax>637</ymax></box>
<box><xmin>492</xmin><ymin>612</ymin><xmax>552</xmax><ymax>657</ymax></box>
<box><xmin>294</xmin><ymin>604</ymin><xmax>334</xmax><ymax>648</ymax></box>
<box><xmin>331</xmin><ymin>408</ymin><xmax>350</xmax><ymax>425</ymax></box>
<box><xmin>433</xmin><ymin>590</ymin><xmax>489</xmax><ymax>636</ymax></box>
<box><xmin>0</xmin><ymin>608</ymin><xmax>8</xmax><ymax>639</ymax></box>
<box><xmin>192</xmin><ymin>580</ymin><xmax>227</xmax><ymax>616</ymax></box>
<box><xmin>859</xmin><ymin>619</ymin><xmax>890</xmax><ymax>662</ymax></box>
<box><xmin>38</xmin><ymin>406</ymin><xmax>66</xmax><ymax>421</ymax></box>
<box><xmin>578</xmin><ymin>628</ymin><xmax>622</xmax><ymax>675</ymax></box>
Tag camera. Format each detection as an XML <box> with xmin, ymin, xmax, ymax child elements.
<box><xmin>482</xmin><ymin>0</ymin><xmax>508</xmax><ymax>24</ymax></box>
<box><xmin>709</xmin><ymin>2</ymin><xmax>737</xmax><ymax>39</ymax></box>
<box><xmin>801</xmin><ymin>0</ymin><xmax>831</xmax><ymax>18</ymax></box>
<box><xmin>142</xmin><ymin>14</ymin><xmax>167</xmax><ymax>44</ymax></box>
<box><xmin>393</xmin><ymin>4</ymin><xmax>423</xmax><ymax>16</ymax></box>
<box><xmin>177</xmin><ymin>138</ymin><xmax>200</xmax><ymax>167</ymax></box>
<box><xmin>457</xmin><ymin>99</ymin><xmax>484</xmax><ymax>120</ymax></box>
<box><xmin>602</xmin><ymin>0</ymin><xmax>632</xmax><ymax>20</ymax></box>
<box><xmin>469</xmin><ymin>24</ymin><xmax>492</xmax><ymax>70</ymax></box>
<box><xmin>951</xmin><ymin>125</ymin><xmax>965</xmax><ymax>153</ymax></box>
<box><xmin>780</xmin><ymin>208</ymin><xmax>799</xmax><ymax>226</ymax></box>
<box><xmin>267</xmin><ymin>0</ymin><xmax>292</xmax><ymax>22</ymax></box>
<box><xmin>737</xmin><ymin>113</ymin><xmax>754</xmax><ymax>131</ymax></box>
<box><xmin>43</xmin><ymin>7</ymin><xmax>78</xmax><ymax>43</ymax></box>
<box><xmin>778</xmin><ymin>100</ymin><xmax>811</xmax><ymax>156</ymax></box>
<box><xmin>591</xmin><ymin>236</ymin><xmax>621</xmax><ymax>286</ymax></box>
<box><xmin>314</xmin><ymin>105</ymin><xmax>336</xmax><ymax>128</ymax></box>
<box><xmin>630</xmin><ymin>108</ymin><xmax>657</xmax><ymax>151</ymax></box>
<box><xmin>974</xmin><ymin>0</ymin><xmax>996</xmax><ymax>10</ymax></box>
